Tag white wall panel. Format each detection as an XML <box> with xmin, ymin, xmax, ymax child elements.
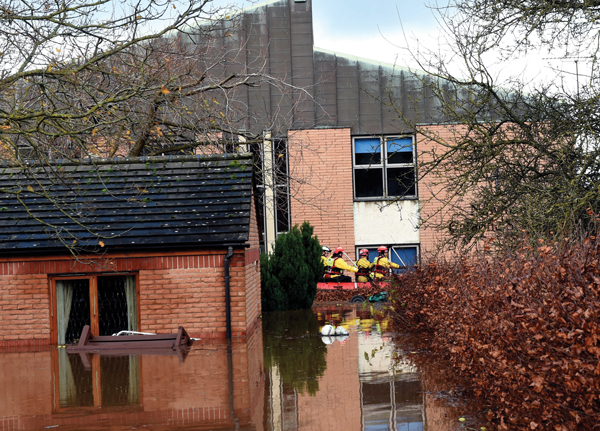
<box><xmin>353</xmin><ymin>200</ymin><xmax>419</xmax><ymax>245</ymax></box>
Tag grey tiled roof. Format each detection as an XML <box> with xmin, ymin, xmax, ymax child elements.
<box><xmin>0</xmin><ymin>153</ymin><xmax>254</xmax><ymax>256</ymax></box>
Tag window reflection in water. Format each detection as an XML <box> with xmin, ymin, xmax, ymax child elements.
<box><xmin>55</xmin><ymin>350</ymin><xmax>140</xmax><ymax>410</ymax></box>
<box><xmin>358</xmin><ymin>316</ymin><xmax>424</xmax><ymax>431</ymax></box>
<box><xmin>264</xmin><ymin>306</ymin><xmax>425</xmax><ymax>431</ymax></box>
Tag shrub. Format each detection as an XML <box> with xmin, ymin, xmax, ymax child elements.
<box><xmin>260</xmin><ymin>221</ymin><xmax>321</xmax><ymax>311</ymax></box>
<box><xmin>389</xmin><ymin>236</ymin><xmax>600</xmax><ymax>429</ymax></box>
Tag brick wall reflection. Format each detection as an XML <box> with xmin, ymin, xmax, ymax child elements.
<box><xmin>297</xmin><ymin>333</ymin><xmax>362</xmax><ymax>431</ymax></box>
<box><xmin>0</xmin><ymin>323</ymin><xmax>264</xmax><ymax>431</ymax></box>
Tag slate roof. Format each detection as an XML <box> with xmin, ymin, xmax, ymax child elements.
<box><xmin>0</xmin><ymin>154</ymin><xmax>254</xmax><ymax>256</ymax></box>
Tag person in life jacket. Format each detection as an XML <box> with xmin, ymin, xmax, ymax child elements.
<box><xmin>319</xmin><ymin>246</ymin><xmax>332</xmax><ymax>281</ymax></box>
<box><xmin>356</xmin><ymin>248</ymin><xmax>374</xmax><ymax>283</ymax></box>
<box><xmin>323</xmin><ymin>247</ymin><xmax>358</xmax><ymax>282</ymax></box>
<box><xmin>372</xmin><ymin>246</ymin><xmax>400</xmax><ymax>278</ymax></box>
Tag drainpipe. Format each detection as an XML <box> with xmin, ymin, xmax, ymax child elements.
<box><xmin>224</xmin><ymin>246</ymin><xmax>234</xmax><ymax>340</ymax></box>
<box><xmin>224</xmin><ymin>246</ymin><xmax>238</xmax><ymax>428</ymax></box>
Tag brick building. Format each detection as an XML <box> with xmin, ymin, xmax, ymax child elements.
<box><xmin>210</xmin><ymin>0</ymin><xmax>458</xmax><ymax>265</ymax></box>
<box><xmin>0</xmin><ymin>0</ymin><xmax>462</xmax><ymax>347</ymax></box>
<box><xmin>0</xmin><ymin>154</ymin><xmax>261</xmax><ymax>347</ymax></box>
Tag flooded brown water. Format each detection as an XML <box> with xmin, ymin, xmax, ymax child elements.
<box><xmin>0</xmin><ymin>305</ymin><xmax>484</xmax><ymax>431</ymax></box>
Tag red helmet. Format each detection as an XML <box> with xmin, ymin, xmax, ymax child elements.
<box><xmin>378</xmin><ymin>245</ymin><xmax>388</xmax><ymax>253</ymax></box>
<box><xmin>359</xmin><ymin>248</ymin><xmax>369</xmax><ymax>256</ymax></box>
<box><xmin>334</xmin><ymin>247</ymin><xmax>344</xmax><ymax>254</ymax></box>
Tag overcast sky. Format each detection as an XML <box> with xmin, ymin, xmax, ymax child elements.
<box><xmin>312</xmin><ymin>0</ymin><xmax>442</xmax><ymax>66</ymax></box>
<box><xmin>210</xmin><ymin>0</ymin><xmax>444</xmax><ymax>68</ymax></box>
<box><xmin>206</xmin><ymin>0</ymin><xmax>569</xmax><ymax>88</ymax></box>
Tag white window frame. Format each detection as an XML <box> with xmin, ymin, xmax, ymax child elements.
<box><xmin>352</xmin><ymin>135</ymin><xmax>417</xmax><ymax>200</ymax></box>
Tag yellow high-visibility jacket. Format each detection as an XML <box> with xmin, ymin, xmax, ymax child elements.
<box><xmin>372</xmin><ymin>255</ymin><xmax>400</xmax><ymax>278</ymax></box>
<box><xmin>326</xmin><ymin>256</ymin><xmax>358</xmax><ymax>278</ymax></box>
<box><xmin>356</xmin><ymin>257</ymin><xmax>374</xmax><ymax>282</ymax></box>
<box><xmin>321</xmin><ymin>255</ymin><xmax>332</xmax><ymax>275</ymax></box>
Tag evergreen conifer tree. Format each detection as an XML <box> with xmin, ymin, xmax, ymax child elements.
<box><xmin>260</xmin><ymin>221</ymin><xmax>321</xmax><ymax>311</ymax></box>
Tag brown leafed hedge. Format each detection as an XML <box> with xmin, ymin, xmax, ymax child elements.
<box><xmin>388</xmin><ymin>237</ymin><xmax>600</xmax><ymax>430</ymax></box>
<box><xmin>314</xmin><ymin>285</ymin><xmax>387</xmax><ymax>302</ymax></box>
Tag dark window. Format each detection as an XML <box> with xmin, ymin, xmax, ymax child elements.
<box><xmin>387</xmin><ymin>137</ymin><xmax>413</xmax><ymax>164</ymax></box>
<box><xmin>63</xmin><ymin>280</ymin><xmax>91</xmax><ymax>345</ymax></box>
<box><xmin>356</xmin><ymin>245</ymin><xmax>419</xmax><ymax>273</ymax></box>
<box><xmin>353</xmin><ymin>136</ymin><xmax>417</xmax><ymax>199</ymax></box>
<box><xmin>389</xmin><ymin>246</ymin><xmax>418</xmax><ymax>271</ymax></box>
<box><xmin>355</xmin><ymin>168</ymin><xmax>383</xmax><ymax>198</ymax></box>
<box><xmin>387</xmin><ymin>167</ymin><xmax>416</xmax><ymax>196</ymax></box>
<box><xmin>250</xmin><ymin>137</ymin><xmax>290</xmax><ymax>249</ymax></box>
<box><xmin>274</xmin><ymin>139</ymin><xmax>290</xmax><ymax>235</ymax></box>
<box><xmin>276</xmin><ymin>188</ymin><xmax>290</xmax><ymax>234</ymax></box>
<box><xmin>55</xmin><ymin>275</ymin><xmax>137</xmax><ymax>345</ymax></box>
<box><xmin>98</xmin><ymin>276</ymin><xmax>129</xmax><ymax>337</ymax></box>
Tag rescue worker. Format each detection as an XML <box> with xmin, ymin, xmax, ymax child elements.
<box><xmin>320</xmin><ymin>246</ymin><xmax>332</xmax><ymax>281</ymax></box>
<box><xmin>321</xmin><ymin>245</ymin><xmax>331</xmax><ymax>266</ymax></box>
<box><xmin>323</xmin><ymin>247</ymin><xmax>358</xmax><ymax>282</ymax></box>
<box><xmin>356</xmin><ymin>248</ymin><xmax>374</xmax><ymax>283</ymax></box>
<box><xmin>372</xmin><ymin>246</ymin><xmax>400</xmax><ymax>278</ymax></box>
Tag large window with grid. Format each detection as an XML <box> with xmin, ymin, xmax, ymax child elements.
<box><xmin>355</xmin><ymin>245</ymin><xmax>419</xmax><ymax>273</ymax></box>
<box><xmin>353</xmin><ymin>136</ymin><xmax>417</xmax><ymax>199</ymax></box>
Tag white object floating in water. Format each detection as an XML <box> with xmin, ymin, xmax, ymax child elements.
<box><xmin>337</xmin><ymin>335</ymin><xmax>349</xmax><ymax>343</ymax></box>
<box><xmin>320</xmin><ymin>324</ymin><xmax>335</xmax><ymax>336</ymax></box>
<box><xmin>321</xmin><ymin>336</ymin><xmax>334</xmax><ymax>345</ymax></box>
<box><xmin>335</xmin><ymin>326</ymin><xmax>349</xmax><ymax>336</ymax></box>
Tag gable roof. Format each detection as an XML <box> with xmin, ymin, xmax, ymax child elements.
<box><xmin>0</xmin><ymin>153</ymin><xmax>254</xmax><ymax>256</ymax></box>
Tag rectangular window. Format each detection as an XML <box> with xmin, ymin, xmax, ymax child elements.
<box><xmin>274</xmin><ymin>139</ymin><xmax>290</xmax><ymax>235</ymax></box>
<box><xmin>52</xmin><ymin>274</ymin><xmax>138</xmax><ymax>345</ymax></box>
<box><xmin>356</xmin><ymin>245</ymin><xmax>419</xmax><ymax>274</ymax></box>
<box><xmin>249</xmin><ymin>138</ymin><xmax>290</xmax><ymax>251</ymax></box>
<box><xmin>389</xmin><ymin>246</ymin><xmax>418</xmax><ymax>271</ymax></box>
<box><xmin>353</xmin><ymin>136</ymin><xmax>417</xmax><ymax>199</ymax></box>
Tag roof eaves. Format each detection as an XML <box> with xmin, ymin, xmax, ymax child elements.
<box><xmin>2</xmin><ymin>152</ymin><xmax>253</xmax><ymax>169</ymax></box>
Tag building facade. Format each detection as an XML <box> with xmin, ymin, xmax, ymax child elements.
<box><xmin>0</xmin><ymin>154</ymin><xmax>261</xmax><ymax>347</ymax></box>
<box><xmin>214</xmin><ymin>0</ymin><xmax>455</xmax><ymax>264</ymax></box>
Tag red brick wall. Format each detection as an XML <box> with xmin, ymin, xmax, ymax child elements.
<box><xmin>418</xmin><ymin>124</ymin><xmax>469</xmax><ymax>259</ymax></box>
<box><xmin>0</xmin><ymin>274</ymin><xmax>50</xmax><ymax>348</ymax></box>
<box><xmin>137</xmin><ymin>255</ymin><xmax>245</xmax><ymax>337</ymax></box>
<box><xmin>0</xmin><ymin>248</ymin><xmax>260</xmax><ymax>347</ymax></box>
<box><xmin>244</xmin><ymin>193</ymin><xmax>261</xmax><ymax>334</ymax></box>
<box><xmin>288</xmin><ymin>128</ymin><xmax>356</xmax><ymax>254</ymax></box>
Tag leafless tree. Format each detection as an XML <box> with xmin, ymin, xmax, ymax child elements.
<box><xmin>0</xmin><ymin>0</ymin><xmax>315</xmax><ymax>253</ymax></box>
<box><xmin>0</xmin><ymin>0</ymin><xmax>310</xmax><ymax>161</ymax></box>
<box><xmin>389</xmin><ymin>0</ymin><xmax>600</xmax><ymax>249</ymax></box>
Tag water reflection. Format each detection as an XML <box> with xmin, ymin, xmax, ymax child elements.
<box><xmin>56</xmin><ymin>351</ymin><xmax>140</xmax><ymax>409</ymax></box>
<box><xmin>0</xmin><ymin>306</ymin><xmax>466</xmax><ymax>430</ymax></box>
<box><xmin>262</xmin><ymin>309</ymin><xmax>327</xmax><ymax>396</ymax></box>
<box><xmin>266</xmin><ymin>305</ymin><xmax>426</xmax><ymax>431</ymax></box>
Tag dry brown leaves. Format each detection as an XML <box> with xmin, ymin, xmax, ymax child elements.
<box><xmin>388</xmin><ymin>237</ymin><xmax>600</xmax><ymax>429</ymax></box>
<box><xmin>314</xmin><ymin>285</ymin><xmax>387</xmax><ymax>302</ymax></box>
